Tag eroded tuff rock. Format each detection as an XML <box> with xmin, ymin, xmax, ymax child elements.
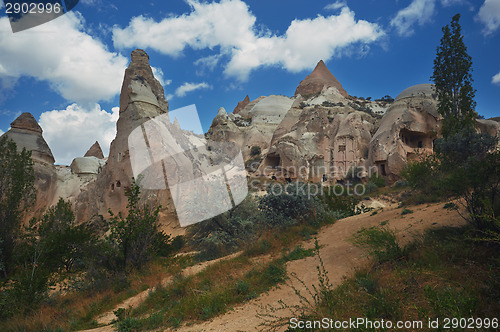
<box><xmin>207</xmin><ymin>95</ymin><xmax>294</xmax><ymax>159</ymax></box>
<box><xmin>258</xmin><ymin>91</ymin><xmax>376</xmax><ymax>183</ymax></box>
<box><xmin>295</xmin><ymin>60</ymin><xmax>348</xmax><ymax>98</ymax></box>
<box><xmin>3</xmin><ymin>112</ymin><xmax>55</xmax><ymax>164</ymax></box>
<box><xmin>1</xmin><ymin>113</ymin><xmax>58</xmax><ymax>220</ymax></box>
<box><xmin>209</xmin><ymin>62</ymin><xmax>383</xmax><ymax>183</ymax></box>
<box><xmin>84</xmin><ymin>141</ymin><xmax>104</xmax><ymax>159</ymax></box>
<box><xmin>72</xmin><ymin>49</ymin><xmax>196</xmax><ymax>235</ymax></box>
<box><xmin>369</xmin><ymin>84</ymin><xmax>441</xmax><ymax>180</ymax></box>
<box><xmin>233</xmin><ymin>95</ymin><xmax>250</xmax><ymax>114</ymax></box>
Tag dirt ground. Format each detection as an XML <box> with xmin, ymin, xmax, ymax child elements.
<box><xmin>81</xmin><ymin>201</ymin><xmax>464</xmax><ymax>332</ymax></box>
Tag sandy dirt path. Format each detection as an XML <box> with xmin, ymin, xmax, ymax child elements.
<box><xmin>79</xmin><ymin>252</ymin><xmax>242</xmax><ymax>331</ymax></box>
<box><xmin>175</xmin><ymin>202</ymin><xmax>464</xmax><ymax>331</ymax></box>
<box><xmin>80</xmin><ymin>201</ymin><xmax>464</xmax><ymax>332</ymax></box>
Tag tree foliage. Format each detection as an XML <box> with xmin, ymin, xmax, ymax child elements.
<box><xmin>37</xmin><ymin>198</ymin><xmax>94</xmax><ymax>273</ymax></box>
<box><xmin>107</xmin><ymin>181</ymin><xmax>168</xmax><ymax>271</ymax></box>
<box><xmin>0</xmin><ymin>136</ymin><xmax>35</xmax><ymax>277</ymax></box>
<box><xmin>431</xmin><ymin>13</ymin><xmax>477</xmax><ymax>137</ymax></box>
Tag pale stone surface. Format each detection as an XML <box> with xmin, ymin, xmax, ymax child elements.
<box><xmin>369</xmin><ymin>84</ymin><xmax>441</xmax><ymax>180</ymax></box>
<box><xmin>70</xmin><ymin>157</ymin><xmax>106</xmax><ymax>175</ymax></box>
<box><xmin>2</xmin><ymin>112</ymin><xmax>55</xmax><ymax>164</ymax></box>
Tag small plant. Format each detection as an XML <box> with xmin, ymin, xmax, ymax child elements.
<box><xmin>394</xmin><ymin>180</ymin><xmax>409</xmax><ymax>188</ymax></box>
<box><xmin>352</xmin><ymin>226</ymin><xmax>406</xmax><ymax>262</ymax></box>
<box><xmin>282</xmin><ymin>245</ymin><xmax>315</xmax><ymax>261</ymax></box>
<box><xmin>368</xmin><ymin>174</ymin><xmax>386</xmax><ymax>187</ymax></box>
<box><xmin>250</xmin><ymin>145</ymin><xmax>261</xmax><ymax>157</ymax></box>
<box><xmin>443</xmin><ymin>202</ymin><xmax>457</xmax><ymax>210</ymax></box>
<box><xmin>401</xmin><ymin>208</ymin><xmax>414</xmax><ymax>215</ymax></box>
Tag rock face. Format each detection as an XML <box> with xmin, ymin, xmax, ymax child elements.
<box><xmin>84</xmin><ymin>141</ymin><xmax>104</xmax><ymax>159</ymax></box>
<box><xmin>208</xmin><ymin>61</ymin><xmax>389</xmax><ymax>183</ymax></box>
<box><xmin>369</xmin><ymin>84</ymin><xmax>441</xmax><ymax>180</ymax></box>
<box><xmin>1</xmin><ymin>113</ymin><xmax>58</xmax><ymax>220</ymax></box>
<box><xmin>4</xmin><ymin>112</ymin><xmax>55</xmax><ymax>164</ymax></box>
<box><xmin>73</xmin><ymin>49</ymin><xmax>187</xmax><ymax>235</ymax></box>
<box><xmin>70</xmin><ymin>157</ymin><xmax>106</xmax><ymax>175</ymax></box>
<box><xmin>258</xmin><ymin>92</ymin><xmax>376</xmax><ymax>183</ymax></box>
<box><xmin>295</xmin><ymin>60</ymin><xmax>348</xmax><ymax>98</ymax></box>
<box><xmin>207</xmin><ymin>95</ymin><xmax>295</xmax><ymax>159</ymax></box>
<box><xmin>233</xmin><ymin>95</ymin><xmax>250</xmax><ymax>114</ymax></box>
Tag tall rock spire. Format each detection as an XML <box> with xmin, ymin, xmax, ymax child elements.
<box><xmin>294</xmin><ymin>60</ymin><xmax>348</xmax><ymax>98</ymax></box>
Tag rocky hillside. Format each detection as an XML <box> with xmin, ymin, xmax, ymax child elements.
<box><xmin>2</xmin><ymin>51</ymin><xmax>499</xmax><ymax>230</ymax></box>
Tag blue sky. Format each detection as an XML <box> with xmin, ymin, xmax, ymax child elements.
<box><xmin>1</xmin><ymin>0</ymin><xmax>499</xmax><ymax>164</ymax></box>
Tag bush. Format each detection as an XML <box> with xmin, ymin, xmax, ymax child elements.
<box><xmin>107</xmin><ymin>180</ymin><xmax>165</xmax><ymax>271</ymax></box>
<box><xmin>188</xmin><ymin>197</ymin><xmax>260</xmax><ymax>260</ymax></box>
<box><xmin>368</xmin><ymin>174</ymin><xmax>385</xmax><ymax>187</ymax></box>
<box><xmin>352</xmin><ymin>227</ymin><xmax>406</xmax><ymax>262</ymax></box>
<box><xmin>258</xmin><ymin>182</ymin><xmax>329</xmax><ymax>228</ymax></box>
<box><xmin>344</xmin><ymin>166</ymin><xmax>364</xmax><ymax>183</ymax></box>
<box><xmin>250</xmin><ymin>146</ymin><xmax>261</xmax><ymax>157</ymax></box>
<box><xmin>394</xmin><ymin>180</ymin><xmax>408</xmax><ymax>188</ymax></box>
<box><xmin>364</xmin><ymin>182</ymin><xmax>378</xmax><ymax>194</ymax></box>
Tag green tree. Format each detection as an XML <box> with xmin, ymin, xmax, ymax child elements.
<box><xmin>37</xmin><ymin>198</ymin><xmax>94</xmax><ymax>273</ymax></box>
<box><xmin>431</xmin><ymin>13</ymin><xmax>477</xmax><ymax>138</ymax></box>
<box><xmin>0</xmin><ymin>136</ymin><xmax>35</xmax><ymax>278</ymax></box>
<box><xmin>107</xmin><ymin>180</ymin><xmax>167</xmax><ymax>271</ymax></box>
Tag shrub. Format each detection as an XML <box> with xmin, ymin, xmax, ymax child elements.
<box><xmin>189</xmin><ymin>197</ymin><xmax>260</xmax><ymax>260</ymax></box>
<box><xmin>364</xmin><ymin>182</ymin><xmax>378</xmax><ymax>194</ymax></box>
<box><xmin>250</xmin><ymin>145</ymin><xmax>261</xmax><ymax>157</ymax></box>
<box><xmin>352</xmin><ymin>227</ymin><xmax>406</xmax><ymax>262</ymax></box>
<box><xmin>368</xmin><ymin>174</ymin><xmax>386</xmax><ymax>187</ymax></box>
<box><xmin>401</xmin><ymin>208</ymin><xmax>414</xmax><ymax>215</ymax></box>
<box><xmin>394</xmin><ymin>180</ymin><xmax>408</xmax><ymax>188</ymax></box>
<box><xmin>107</xmin><ymin>180</ymin><xmax>165</xmax><ymax>271</ymax></box>
<box><xmin>258</xmin><ymin>182</ymin><xmax>330</xmax><ymax>228</ymax></box>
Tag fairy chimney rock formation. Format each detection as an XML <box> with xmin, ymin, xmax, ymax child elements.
<box><xmin>233</xmin><ymin>95</ymin><xmax>250</xmax><ymax>114</ymax></box>
<box><xmin>84</xmin><ymin>141</ymin><xmax>104</xmax><ymax>159</ymax></box>
<box><xmin>295</xmin><ymin>60</ymin><xmax>348</xmax><ymax>98</ymax></box>
<box><xmin>3</xmin><ymin>112</ymin><xmax>55</xmax><ymax>164</ymax></box>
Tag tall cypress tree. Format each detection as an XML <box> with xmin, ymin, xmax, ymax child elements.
<box><xmin>431</xmin><ymin>14</ymin><xmax>477</xmax><ymax>138</ymax></box>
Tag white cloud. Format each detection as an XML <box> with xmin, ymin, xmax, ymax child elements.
<box><xmin>175</xmin><ymin>82</ymin><xmax>211</xmax><ymax>97</ymax></box>
<box><xmin>194</xmin><ymin>54</ymin><xmax>221</xmax><ymax>73</ymax></box>
<box><xmin>478</xmin><ymin>0</ymin><xmax>500</xmax><ymax>35</ymax></box>
<box><xmin>493</xmin><ymin>71</ymin><xmax>500</xmax><ymax>84</ymax></box>
<box><xmin>324</xmin><ymin>1</ymin><xmax>347</xmax><ymax>11</ymax></box>
<box><xmin>39</xmin><ymin>103</ymin><xmax>118</xmax><ymax>165</ymax></box>
<box><xmin>0</xmin><ymin>129</ymin><xmax>4</xmax><ymax>136</ymax></box>
<box><xmin>0</xmin><ymin>12</ymin><xmax>127</xmax><ymax>103</ymax></box>
<box><xmin>391</xmin><ymin>0</ymin><xmax>436</xmax><ymax>36</ymax></box>
<box><xmin>151</xmin><ymin>66</ymin><xmax>169</xmax><ymax>87</ymax></box>
<box><xmin>113</xmin><ymin>0</ymin><xmax>383</xmax><ymax>81</ymax></box>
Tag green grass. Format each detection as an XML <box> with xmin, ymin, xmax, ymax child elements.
<box><xmin>286</xmin><ymin>226</ymin><xmax>500</xmax><ymax>331</ymax></box>
<box><xmin>119</xmin><ymin>239</ymin><xmax>317</xmax><ymax>329</ymax></box>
